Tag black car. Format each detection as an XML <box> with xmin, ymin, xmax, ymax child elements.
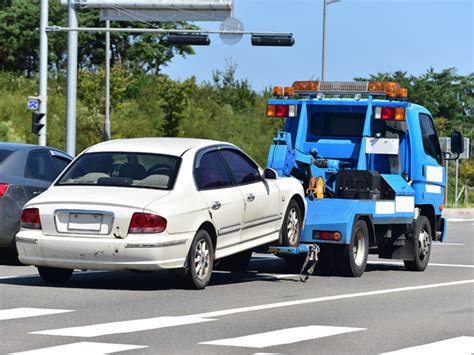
<box><xmin>0</xmin><ymin>143</ymin><xmax>72</xmax><ymax>258</ymax></box>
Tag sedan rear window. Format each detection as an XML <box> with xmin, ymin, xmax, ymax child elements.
<box><xmin>0</xmin><ymin>149</ymin><xmax>13</xmax><ymax>164</ymax></box>
<box><xmin>57</xmin><ymin>152</ymin><xmax>180</xmax><ymax>190</ymax></box>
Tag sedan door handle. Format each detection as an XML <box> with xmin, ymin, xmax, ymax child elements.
<box><xmin>246</xmin><ymin>193</ymin><xmax>255</xmax><ymax>202</ymax></box>
<box><xmin>211</xmin><ymin>201</ymin><xmax>221</xmax><ymax>210</ymax></box>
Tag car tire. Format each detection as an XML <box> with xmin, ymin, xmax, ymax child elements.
<box><xmin>179</xmin><ymin>230</ymin><xmax>214</xmax><ymax>290</ymax></box>
<box><xmin>404</xmin><ymin>215</ymin><xmax>431</xmax><ymax>271</ymax></box>
<box><xmin>37</xmin><ymin>266</ymin><xmax>73</xmax><ymax>283</ymax></box>
<box><xmin>281</xmin><ymin>199</ymin><xmax>302</xmax><ymax>247</ymax></box>
<box><xmin>336</xmin><ymin>219</ymin><xmax>369</xmax><ymax>277</ymax></box>
<box><xmin>216</xmin><ymin>249</ymin><xmax>252</xmax><ymax>272</ymax></box>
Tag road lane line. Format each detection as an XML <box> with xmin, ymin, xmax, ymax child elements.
<box><xmin>381</xmin><ymin>336</ymin><xmax>474</xmax><ymax>354</ymax></box>
<box><xmin>11</xmin><ymin>341</ymin><xmax>147</xmax><ymax>354</ymax></box>
<box><xmin>367</xmin><ymin>261</ymin><xmax>474</xmax><ymax>269</ymax></box>
<box><xmin>200</xmin><ymin>325</ymin><xmax>365</xmax><ymax>348</ymax></box>
<box><xmin>32</xmin><ymin>316</ymin><xmax>216</xmax><ymax>337</ymax></box>
<box><xmin>432</xmin><ymin>242</ymin><xmax>465</xmax><ymax>246</ymax></box>
<box><xmin>0</xmin><ymin>308</ymin><xmax>74</xmax><ymax>321</ymax></box>
<box><xmin>32</xmin><ymin>279</ymin><xmax>474</xmax><ymax>338</ymax></box>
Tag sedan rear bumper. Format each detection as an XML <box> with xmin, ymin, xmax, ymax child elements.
<box><xmin>15</xmin><ymin>230</ymin><xmax>194</xmax><ymax>271</ymax></box>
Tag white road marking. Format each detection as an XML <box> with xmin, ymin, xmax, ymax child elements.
<box><xmin>11</xmin><ymin>341</ymin><xmax>147</xmax><ymax>354</ymax></box>
<box><xmin>432</xmin><ymin>242</ymin><xmax>464</xmax><ymax>246</ymax></box>
<box><xmin>381</xmin><ymin>336</ymin><xmax>474</xmax><ymax>354</ymax></box>
<box><xmin>446</xmin><ymin>218</ymin><xmax>474</xmax><ymax>222</ymax></box>
<box><xmin>0</xmin><ymin>308</ymin><xmax>74</xmax><ymax>321</ymax></box>
<box><xmin>200</xmin><ymin>325</ymin><xmax>365</xmax><ymax>349</ymax></box>
<box><xmin>367</xmin><ymin>261</ymin><xmax>474</xmax><ymax>269</ymax></box>
<box><xmin>32</xmin><ymin>316</ymin><xmax>216</xmax><ymax>338</ymax></box>
<box><xmin>30</xmin><ymin>279</ymin><xmax>474</xmax><ymax>338</ymax></box>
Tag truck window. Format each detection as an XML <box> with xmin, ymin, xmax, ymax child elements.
<box><xmin>309</xmin><ymin>112</ymin><xmax>366</xmax><ymax>138</ymax></box>
<box><xmin>419</xmin><ymin>113</ymin><xmax>442</xmax><ymax>164</ymax></box>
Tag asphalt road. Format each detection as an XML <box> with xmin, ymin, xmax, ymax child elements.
<box><xmin>1</xmin><ymin>219</ymin><xmax>473</xmax><ymax>354</ymax></box>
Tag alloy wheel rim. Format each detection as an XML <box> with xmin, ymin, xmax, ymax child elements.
<box><xmin>287</xmin><ymin>208</ymin><xmax>300</xmax><ymax>245</ymax></box>
<box><xmin>194</xmin><ymin>239</ymin><xmax>210</xmax><ymax>280</ymax></box>
<box><xmin>418</xmin><ymin>228</ymin><xmax>430</xmax><ymax>260</ymax></box>
<box><xmin>353</xmin><ymin>229</ymin><xmax>365</xmax><ymax>266</ymax></box>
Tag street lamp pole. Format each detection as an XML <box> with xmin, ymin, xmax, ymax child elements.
<box><xmin>321</xmin><ymin>0</ymin><xmax>342</xmax><ymax>81</ymax></box>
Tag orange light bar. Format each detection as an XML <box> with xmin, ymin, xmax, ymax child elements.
<box><xmin>398</xmin><ymin>87</ymin><xmax>408</xmax><ymax>99</ymax></box>
<box><xmin>385</xmin><ymin>82</ymin><xmax>400</xmax><ymax>98</ymax></box>
<box><xmin>266</xmin><ymin>104</ymin><xmax>276</xmax><ymax>117</ymax></box>
<box><xmin>284</xmin><ymin>87</ymin><xmax>295</xmax><ymax>96</ymax></box>
<box><xmin>292</xmin><ymin>81</ymin><xmax>319</xmax><ymax>92</ymax></box>
<box><xmin>394</xmin><ymin>107</ymin><xmax>406</xmax><ymax>121</ymax></box>
<box><xmin>273</xmin><ymin>86</ymin><xmax>283</xmax><ymax>96</ymax></box>
<box><xmin>368</xmin><ymin>81</ymin><xmax>385</xmax><ymax>92</ymax></box>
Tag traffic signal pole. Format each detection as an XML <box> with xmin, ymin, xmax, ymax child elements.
<box><xmin>38</xmin><ymin>0</ymin><xmax>48</xmax><ymax>146</ymax></box>
<box><xmin>65</xmin><ymin>0</ymin><xmax>78</xmax><ymax>156</ymax></box>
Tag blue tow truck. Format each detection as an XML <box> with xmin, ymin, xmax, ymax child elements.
<box><xmin>265</xmin><ymin>81</ymin><xmax>464</xmax><ymax>277</ymax></box>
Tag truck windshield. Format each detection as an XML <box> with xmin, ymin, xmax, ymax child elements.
<box><xmin>57</xmin><ymin>152</ymin><xmax>180</xmax><ymax>190</ymax></box>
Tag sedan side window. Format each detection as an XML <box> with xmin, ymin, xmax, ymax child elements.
<box><xmin>25</xmin><ymin>150</ymin><xmax>57</xmax><ymax>182</ymax></box>
<box><xmin>52</xmin><ymin>156</ymin><xmax>71</xmax><ymax>174</ymax></box>
<box><xmin>220</xmin><ymin>149</ymin><xmax>261</xmax><ymax>185</ymax></box>
<box><xmin>195</xmin><ymin>151</ymin><xmax>232</xmax><ymax>190</ymax></box>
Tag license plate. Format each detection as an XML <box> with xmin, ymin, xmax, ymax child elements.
<box><xmin>68</xmin><ymin>213</ymin><xmax>103</xmax><ymax>232</ymax></box>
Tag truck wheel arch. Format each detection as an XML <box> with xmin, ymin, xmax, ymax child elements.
<box><xmin>417</xmin><ymin>204</ymin><xmax>436</xmax><ymax>239</ymax></box>
<box><xmin>355</xmin><ymin>215</ymin><xmax>376</xmax><ymax>247</ymax></box>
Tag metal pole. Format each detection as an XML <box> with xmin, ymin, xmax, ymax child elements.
<box><xmin>321</xmin><ymin>0</ymin><xmax>327</xmax><ymax>81</ymax></box>
<box><xmin>104</xmin><ymin>20</ymin><xmax>111</xmax><ymax>141</ymax></box>
<box><xmin>65</xmin><ymin>0</ymin><xmax>78</xmax><ymax>156</ymax></box>
<box><xmin>455</xmin><ymin>159</ymin><xmax>459</xmax><ymax>208</ymax></box>
<box><xmin>38</xmin><ymin>0</ymin><xmax>48</xmax><ymax>146</ymax></box>
<box><xmin>445</xmin><ymin>160</ymin><xmax>448</xmax><ymax>207</ymax></box>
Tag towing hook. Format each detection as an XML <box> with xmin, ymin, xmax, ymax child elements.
<box><xmin>300</xmin><ymin>244</ymin><xmax>320</xmax><ymax>282</ymax></box>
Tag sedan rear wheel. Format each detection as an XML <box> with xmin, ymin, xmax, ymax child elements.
<box><xmin>37</xmin><ymin>266</ymin><xmax>73</xmax><ymax>283</ymax></box>
<box><xmin>179</xmin><ymin>230</ymin><xmax>214</xmax><ymax>289</ymax></box>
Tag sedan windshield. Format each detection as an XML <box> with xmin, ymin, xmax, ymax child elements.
<box><xmin>57</xmin><ymin>152</ymin><xmax>180</xmax><ymax>190</ymax></box>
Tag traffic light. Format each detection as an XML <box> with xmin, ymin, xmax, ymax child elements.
<box><xmin>32</xmin><ymin>112</ymin><xmax>45</xmax><ymax>134</ymax></box>
<box><xmin>166</xmin><ymin>34</ymin><xmax>211</xmax><ymax>46</ymax></box>
<box><xmin>251</xmin><ymin>35</ymin><xmax>295</xmax><ymax>47</ymax></box>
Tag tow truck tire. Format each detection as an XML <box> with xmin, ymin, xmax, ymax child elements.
<box><xmin>281</xmin><ymin>200</ymin><xmax>302</xmax><ymax>247</ymax></box>
<box><xmin>404</xmin><ymin>215</ymin><xmax>431</xmax><ymax>272</ymax></box>
<box><xmin>337</xmin><ymin>219</ymin><xmax>369</xmax><ymax>277</ymax></box>
<box><xmin>216</xmin><ymin>249</ymin><xmax>252</xmax><ymax>272</ymax></box>
<box><xmin>38</xmin><ymin>266</ymin><xmax>73</xmax><ymax>283</ymax></box>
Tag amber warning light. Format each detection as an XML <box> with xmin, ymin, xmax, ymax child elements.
<box><xmin>267</xmin><ymin>104</ymin><xmax>297</xmax><ymax>118</ymax></box>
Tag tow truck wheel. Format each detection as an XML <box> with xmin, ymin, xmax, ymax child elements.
<box><xmin>37</xmin><ymin>266</ymin><xmax>73</xmax><ymax>283</ymax></box>
<box><xmin>281</xmin><ymin>200</ymin><xmax>302</xmax><ymax>247</ymax></box>
<box><xmin>337</xmin><ymin>219</ymin><xmax>369</xmax><ymax>277</ymax></box>
<box><xmin>404</xmin><ymin>215</ymin><xmax>431</xmax><ymax>271</ymax></box>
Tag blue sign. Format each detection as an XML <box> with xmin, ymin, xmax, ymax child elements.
<box><xmin>27</xmin><ymin>99</ymin><xmax>39</xmax><ymax>110</ymax></box>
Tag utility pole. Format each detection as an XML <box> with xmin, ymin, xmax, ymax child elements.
<box><xmin>65</xmin><ymin>0</ymin><xmax>78</xmax><ymax>156</ymax></box>
<box><xmin>104</xmin><ymin>20</ymin><xmax>111</xmax><ymax>141</ymax></box>
<box><xmin>38</xmin><ymin>0</ymin><xmax>48</xmax><ymax>146</ymax></box>
<box><xmin>321</xmin><ymin>0</ymin><xmax>342</xmax><ymax>81</ymax></box>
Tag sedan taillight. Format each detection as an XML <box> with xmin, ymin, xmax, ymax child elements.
<box><xmin>128</xmin><ymin>213</ymin><xmax>167</xmax><ymax>234</ymax></box>
<box><xmin>0</xmin><ymin>183</ymin><xmax>8</xmax><ymax>198</ymax></box>
<box><xmin>21</xmin><ymin>208</ymin><xmax>42</xmax><ymax>229</ymax></box>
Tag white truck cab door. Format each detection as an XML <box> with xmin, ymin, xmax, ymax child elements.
<box><xmin>195</xmin><ymin>150</ymin><xmax>244</xmax><ymax>252</ymax></box>
<box><xmin>219</xmin><ymin>149</ymin><xmax>280</xmax><ymax>244</ymax></box>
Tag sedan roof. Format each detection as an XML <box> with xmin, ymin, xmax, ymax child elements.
<box><xmin>0</xmin><ymin>142</ymin><xmax>38</xmax><ymax>151</ymax></box>
<box><xmin>85</xmin><ymin>138</ymin><xmax>228</xmax><ymax>156</ymax></box>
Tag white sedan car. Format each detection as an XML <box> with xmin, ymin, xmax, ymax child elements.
<box><xmin>16</xmin><ymin>138</ymin><xmax>305</xmax><ymax>289</ymax></box>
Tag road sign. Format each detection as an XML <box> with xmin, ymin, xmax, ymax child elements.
<box><xmin>27</xmin><ymin>98</ymin><xmax>39</xmax><ymax>110</ymax></box>
<box><xmin>439</xmin><ymin>137</ymin><xmax>470</xmax><ymax>160</ymax></box>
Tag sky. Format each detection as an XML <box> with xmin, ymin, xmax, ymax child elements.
<box><xmin>161</xmin><ymin>0</ymin><xmax>474</xmax><ymax>91</ymax></box>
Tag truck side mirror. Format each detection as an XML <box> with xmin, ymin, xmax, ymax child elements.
<box><xmin>450</xmin><ymin>131</ymin><xmax>464</xmax><ymax>155</ymax></box>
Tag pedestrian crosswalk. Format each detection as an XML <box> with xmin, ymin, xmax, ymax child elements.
<box><xmin>0</xmin><ymin>307</ymin><xmax>74</xmax><ymax>321</ymax></box>
<box><xmin>200</xmin><ymin>325</ymin><xmax>365</xmax><ymax>348</ymax></box>
<box><xmin>2</xmin><ymin>306</ymin><xmax>472</xmax><ymax>354</ymax></box>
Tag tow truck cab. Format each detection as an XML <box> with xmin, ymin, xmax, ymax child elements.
<box><xmin>266</xmin><ymin>81</ymin><xmax>463</xmax><ymax>277</ymax></box>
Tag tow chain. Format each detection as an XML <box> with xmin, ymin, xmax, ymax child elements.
<box><xmin>300</xmin><ymin>244</ymin><xmax>320</xmax><ymax>282</ymax></box>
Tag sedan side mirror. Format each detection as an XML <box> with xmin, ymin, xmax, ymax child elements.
<box><xmin>263</xmin><ymin>168</ymin><xmax>278</xmax><ymax>180</ymax></box>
